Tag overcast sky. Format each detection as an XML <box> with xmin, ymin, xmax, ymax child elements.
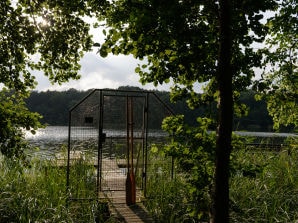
<box><xmin>34</xmin><ymin>49</ymin><xmax>174</xmax><ymax>92</ymax></box>
<box><xmin>34</xmin><ymin>10</ymin><xmax>274</xmax><ymax>93</ymax></box>
<box><xmin>34</xmin><ymin>22</ymin><xmax>173</xmax><ymax>92</ymax></box>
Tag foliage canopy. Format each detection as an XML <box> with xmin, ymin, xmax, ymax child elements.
<box><xmin>0</xmin><ymin>0</ymin><xmax>93</xmax><ymax>91</ymax></box>
<box><xmin>255</xmin><ymin>0</ymin><xmax>298</xmax><ymax>130</ymax></box>
<box><xmin>99</xmin><ymin>0</ymin><xmax>277</xmax><ymax>108</ymax></box>
<box><xmin>0</xmin><ymin>0</ymin><xmax>94</xmax><ymax>159</ymax></box>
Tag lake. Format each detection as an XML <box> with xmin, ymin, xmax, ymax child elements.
<box><xmin>25</xmin><ymin>126</ymin><xmax>168</xmax><ymax>158</ymax></box>
<box><xmin>25</xmin><ymin>126</ymin><xmax>297</xmax><ymax>158</ymax></box>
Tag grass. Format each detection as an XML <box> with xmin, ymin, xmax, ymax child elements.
<box><xmin>0</xmin><ymin>154</ymin><xmax>118</xmax><ymax>223</ymax></box>
<box><xmin>144</xmin><ymin>148</ymin><xmax>195</xmax><ymax>222</ymax></box>
<box><xmin>144</xmin><ymin>140</ymin><xmax>298</xmax><ymax>222</ymax></box>
<box><xmin>1</xmin><ymin>138</ymin><xmax>297</xmax><ymax>222</ymax></box>
<box><xmin>230</xmin><ymin>146</ymin><xmax>298</xmax><ymax>222</ymax></box>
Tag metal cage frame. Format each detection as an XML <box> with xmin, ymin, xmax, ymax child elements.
<box><xmin>66</xmin><ymin>89</ymin><xmax>174</xmax><ymax>202</ymax></box>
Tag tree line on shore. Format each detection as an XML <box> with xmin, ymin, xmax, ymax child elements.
<box><xmin>25</xmin><ymin>86</ymin><xmax>292</xmax><ymax>132</ymax></box>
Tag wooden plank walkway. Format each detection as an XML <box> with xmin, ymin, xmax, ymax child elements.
<box><xmin>55</xmin><ymin>152</ymin><xmax>154</xmax><ymax>222</ymax></box>
<box><xmin>100</xmin><ymin>159</ymin><xmax>154</xmax><ymax>223</ymax></box>
<box><xmin>102</xmin><ymin>191</ymin><xmax>154</xmax><ymax>223</ymax></box>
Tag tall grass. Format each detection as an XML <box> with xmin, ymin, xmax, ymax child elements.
<box><xmin>144</xmin><ymin>139</ymin><xmax>298</xmax><ymax>223</ymax></box>
<box><xmin>230</xmin><ymin>143</ymin><xmax>298</xmax><ymax>222</ymax></box>
<box><xmin>144</xmin><ymin>147</ymin><xmax>195</xmax><ymax>222</ymax></box>
<box><xmin>0</xmin><ymin>154</ymin><xmax>115</xmax><ymax>223</ymax></box>
<box><xmin>1</xmin><ymin>138</ymin><xmax>297</xmax><ymax>222</ymax></box>
<box><xmin>0</xmin><ymin>156</ymin><xmax>71</xmax><ymax>222</ymax></box>
<box><xmin>145</xmin><ymin>175</ymin><xmax>191</xmax><ymax>222</ymax></box>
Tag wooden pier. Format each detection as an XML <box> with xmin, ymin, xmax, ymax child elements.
<box><xmin>101</xmin><ymin>190</ymin><xmax>154</xmax><ymax>223</ymax></box>
<box><xmin>100</xmin><ymin>159</ymin><xmax>154</xmax><ymax>223</ymax></box>
<box><xmin>58</xmin><ymin>152</ymin><xmax>154</xmax><ymax>222</ymax></box>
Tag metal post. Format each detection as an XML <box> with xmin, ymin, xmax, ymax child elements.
<box><xmin>66</xmin><ymin>110</ymin><xmax>72</xmax><ymax>205</ymax></box>
<box><xmin>141</xmin><ymin>97</ymin><xmax>145</xmax><ymax>190</ymax></box>
<box><xmin>143</xmin><ymin>92</ymin><xmax>149</xmax><ymax>198</ymax></box>
<box><xmin>126</xmin><ymin>96</ymin><xmax>130</xmax><ymax>174</ymax></box>
<box><xmin>97</xmin><ymin>90</ymin><xmax>104</xmax><ymax>196</ymax></box>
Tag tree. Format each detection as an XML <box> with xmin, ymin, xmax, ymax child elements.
<box><xmin>97</xmin><ymin>0</ymin><xmax>277</xmax><ymax>221</ymax></box>
<box><xmin>256</xmin><ymin>0</ymin><xmax>297</xmax><ymax>130</ymax></box>
<box><xmin>0</xmin><ymin>89</ymin><xmax>42</xmax><ymax>162</ymax></box>
<box><xmin>1</xmin><ymin>0</ymin><xmax>93</xmax><ymax>91</ymax></box>
<box><xmin>0</xmin><ymin>0</ymin><xmax>93</xmax><ymax>159</ymax></box>
<box><xmin>213</xmin><ymin>1</ymin><xmax>232</xmax><ymax>221</ymax></box>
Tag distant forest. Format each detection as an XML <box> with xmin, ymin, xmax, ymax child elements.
<box><xmin>24</xmin><ymin>86</ymin><xmax>293</xmax><ymax>132</ymax></box>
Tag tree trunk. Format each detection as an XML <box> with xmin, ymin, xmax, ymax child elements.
<box><xmin>211</xmin><ymin>0</ymin><xmax>233</xmax><ymax>222</ymax></box>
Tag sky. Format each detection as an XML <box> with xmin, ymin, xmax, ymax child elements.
<box><xmin>34</xmin><ymin>49</ymin><xmax>175</xmax><ymax>92</ymax></box>
<box><xmin>34</xmin><ymin>22</ymin><xmax>172</xmax><ymax>92</ymax></box>
<box><xmin>31</xmin><ymin>10</ymin><xmax>275</xmax><ymax>93</ymax></box>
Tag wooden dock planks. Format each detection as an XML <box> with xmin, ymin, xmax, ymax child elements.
<box><xmin>100</xmin><ymin>160</ymin><xmax>154</xmax><ymax>223</ymax></box>
<box><xmin>56</xmin><ymin>154</ymin><xmax>154</xmax><ymax>222</ymax></box>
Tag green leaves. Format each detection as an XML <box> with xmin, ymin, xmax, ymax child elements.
<box><xmin>0</xmin><ymin>2</ymin><xmax>37</xmax><ymax>91</ymax></box>
<box><xmin>1</xmin><ymin>0</ymin><xmax>93</xmax><ymax>91</ymax></box>
<box><xmin>96</xmin><ymin>0</ymin><xmax>278</xmax><ymax>113</ymax></box>
<box><xmin>1</xmin><ymin>0</ymin><xmax>95</xmax><ymax>160</ymax></box>
<box><xmin>0</xmin><ymin>88</ymin><xmax>42</xmax><ymax>161</ymax></box>
<box><xmin>258</xmin><ymin>0</ymin><xmax>298</xmax><ymax>130</ymax></box>
<box><xmin>161</xmin><ymin>115</ymin><xmax>216</xmax><ymax>220</ymax></box>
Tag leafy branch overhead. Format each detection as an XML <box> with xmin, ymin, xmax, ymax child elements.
<box><xmin>255</xmin><ymin>0</ymin><xmax>297</xmax><ymax>130</ymax></box>
<box><xmin>99</xmin><ymin>1</ymin><xmax>277</xmax><ymax>107</ymax></box>
<box><xmin>0</xmin><ymin>0</ymin><xmax>95</xmax><ymax>161</ymax></box>
<box><xmin>0</xmin><ymin>0</ymin><xmax>94</xmax><ymax>91</ymax></box>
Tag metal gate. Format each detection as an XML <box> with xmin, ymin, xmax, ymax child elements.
<box><xmin>66</xmin><ymin>89</ymin><xmax>173</xmax><ymax>202</ymax></box>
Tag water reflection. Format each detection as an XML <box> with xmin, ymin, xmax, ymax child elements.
<box><xmin>25</xmin><ymin>126</ymin><xmax>296</xmax><ymax>159</ymax></box>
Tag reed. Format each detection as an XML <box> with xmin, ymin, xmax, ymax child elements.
<box><xmin>145</xmin><ymin>171</ymin><xmax>191</xmax><ymax>222</ymax></box>
<box><xmin>144</xmin><ymin>139</ymin><xmax>298</xmax><ymax>222</ymax></box>
<box><xmin>0</xmin><ymin>154</ymin><xmax>114</xmax><ymax>223</ymax></box>
<box><xmin>1</xmin><ymin>138</ymin><xmax>296</xmax><ymax>222</ymax></box>
<box><xmin>230</xmin><ymin>144</ymin><xmax>298</xmax><ymax>222</ymax></box>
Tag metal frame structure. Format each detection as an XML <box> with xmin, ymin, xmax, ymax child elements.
<box><xmin>66</xmin><ymin>89</ymin><xmax>174</xmax><ymax>202</ymax></box>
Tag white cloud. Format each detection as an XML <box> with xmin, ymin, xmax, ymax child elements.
<box><xmin>34</xmin><ymin>50</ymin><xmax>172</xmax><ymax>92</ymax></box>
<box><xmin>17</xmin><ymin>17</ymin><xmax>170</xmax><ymax>92</ymax></box>
<box><xmin>31</xmin><ymin>19</ymin><xmax>173</xmax><ymax>92</ymax></box>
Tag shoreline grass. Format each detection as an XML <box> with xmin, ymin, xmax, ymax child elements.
<box><xmin>0</xmin><ymin>155</ymin><xmax>118</xmax><ymax>223</ymax></box>
<box><xmin>144</xmin><ymin>141</ymin><xmax>298</xmax><ymax>222</ymax></box>
<box><xmin>1</xmin><ymin>139</ymin><xmax>297</xmax><ymax>222</ymax></box>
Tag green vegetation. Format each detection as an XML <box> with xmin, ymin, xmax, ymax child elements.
<box><xmin>255</xmin><ymin>1</ymin><xmax>297</xmax><ymax>130</ymax></box>
<box><xmin>230</xmin><ymin>142</ymin><xmax>298</xmax><ymax>222</ymax></box>
<box><xmin>144</xmin><ymin>138</ymin><xmax>298</xmax><ymax>222</ymax></box>
<box><xmin>0</xmin><ymin>155</ymin><xmax>116</xmax><ymax>223</ymax></box>
<box><xmin>1</xmin><ymin>0</ymin><xmax>297</xmax><ymax>222</ymax></box>
<box><xmin>0</xmin><ymin>89</ymin><xmax>42</xmax><ymax>162</ymax></box>
<box><xmin>0</xmin><ymin>136</ymin><xmax>297</xmax><ymax>222</ymax></box>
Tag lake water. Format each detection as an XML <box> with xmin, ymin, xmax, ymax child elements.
<box><xmin>25</xmin><ymin>126</ymin><xmax>297</xmax><ymax>158</ymax></box>
<box><xmin>25</xmin><ymin>126</ymin><xmax>69</xmax><ymax>159</ymax></box>
<box><xmin>25</xmin><ymin>126</ymin><xmax>168</xmax><ymax>158</ymax></box>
